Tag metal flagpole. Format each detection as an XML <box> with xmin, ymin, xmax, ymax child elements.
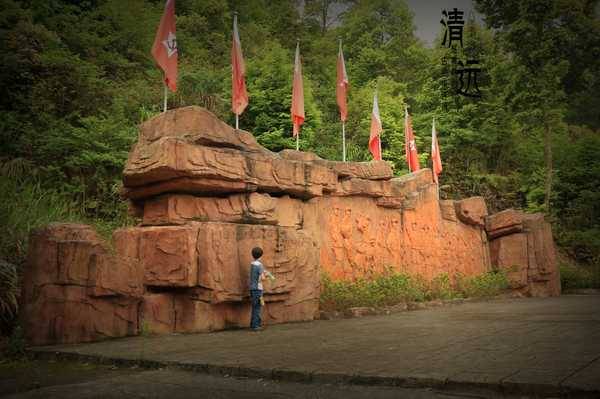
<box><xmin>378</xmin><ymin>130</ymin><xmax>382</xmax><ymax>160</ymax></box>
<box><xmin>342</xmin><ymin>122</ymin><xmax>346</xmax><ymax>162</ymax></box>
<box><xmin>296</xmin><ymin>135</ymin><xmax>299</xmax><ymax>151</ymax></box>
<box><xmin>404</xmin><ymin>104</ymin><xmax>409</xmax><ymax>170</ymax></box>
<box><xmin>434</xmin><ymin>116</ymin><xmax>440</xmax><ymax>201</ymax></box>
<box><xmin>377</xmin><ymin>89</ymin><xmax>382</xmax><ymax>160</ymax></box>
<box><xmin>236</xmin><ymin>114</ymin><xmax>239</xmax><ymax>130</ymax></box>
<box><xmin>163</xmin><ymin>82</ymin><xmax>168</xmax><ymax>113</ymax></box>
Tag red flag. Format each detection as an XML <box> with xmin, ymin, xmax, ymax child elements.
<box><xmin>231</xmin><ymin>14</ymin><xmax>248</xmax><ymax>116</ymax></box>
<box><xmin>291</xmin><ymin>42</ymin><xmax>305</xmax><ymax>137</ymax></box>
<box><xmin>336</xmin><ymin>41</ymin><xmax>349</xmax><ymax>122</ymax></box>
<box><xmin>151</xmin><ymin>0</ymin><xmax>177</xmax><ymax>92</ymax></box>
<box><xmin>369</xmin><ymin>92</ymin><xmax>382</xmax><ymax>161</ymax></box>
<box><xmin>431</xmin><ymin>118</ymin><xmax>443</xmax><ymax>183</ymax></box>
<box><xmin>404</xmin><ymin>108</ymin><xmax>420</xmax><ymax>172</ymax></box>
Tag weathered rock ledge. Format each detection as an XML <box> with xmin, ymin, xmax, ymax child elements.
<box><xmin>21</xmin><ymin>106</ymin><xmax>560</xmax><ymax>345</ymax></box>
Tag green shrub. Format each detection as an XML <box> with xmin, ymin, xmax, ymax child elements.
<box><xmin>556</xmin><ymin>229</ymin><xmax>600</xmax><ymax>266</ymax></box>
<box><xmin>319</xmin><ymin>272</ymin><xmax>427</xmax><ymax>311</ymax></box>
<box><xmin>457</xmin><ymin>270</ymin><xmax>510</xmax><ymax>298</ymax></box>
<box><xmin>427</xmin><ymin>273</ymin><xmax>460</xmax><ymax>300</ymax></box>
<box><xmin>320</xmin><ymin>270</ymin><xmax>510</xmax><ymax>312</ymax></box>
<box><xmin>560</xmin><ymin>262</ymin><xmax>600</xmax><ymax>289</ymax></box>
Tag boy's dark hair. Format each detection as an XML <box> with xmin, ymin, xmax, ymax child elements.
<box><xmin>251</xmin><ymin>247</ymin><xmax>263</xmax><ymax>259</ymax></box>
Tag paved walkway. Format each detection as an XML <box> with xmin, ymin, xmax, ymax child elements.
<box><xmin>31</xmin><ymin>296</ymin><xmax>600</xmax><ymax>397</ymax></box>
<box><xmin>1</xmin><ymin>366</ymin><xmax>509</xmax><ymax>399</ymax></box>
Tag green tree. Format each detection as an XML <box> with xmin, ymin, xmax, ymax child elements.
<box><xmin>475</xmin><ymin>0</ymin><xmax>598</xmax><ymax>212</ymax></box>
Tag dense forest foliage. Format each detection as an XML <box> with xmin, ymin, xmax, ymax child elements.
<box><xmin>1</xmin><ymin>0</ymin><xmax>599</xmax><ymax>274</ymax></box>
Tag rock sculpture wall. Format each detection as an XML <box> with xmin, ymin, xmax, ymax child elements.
<box><xmin>487</xmin><ymin>210</ymin><xmax>561</xmax><ymax>297</ymax></box>
<box><xmin>21</xmin><ymin>106</ymin><xmax>560</xmax><ymax>345</ymax></box>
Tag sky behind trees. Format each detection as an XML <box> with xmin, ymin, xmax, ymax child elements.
<box><xmin>406</xmin><ymin>0</ymin><xmax>482</xmax><ymax>45</ymax></box>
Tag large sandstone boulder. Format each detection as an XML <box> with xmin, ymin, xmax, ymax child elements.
<box><xmin>23</xmin><ymin>223</ymin><xmax>143</xmax><ymax>299</ymax></box>
<box><xmin>123</xmin><ymin>113</ymin><xmax>339</xmax><ymax>199</ymax></box>
<box><xmin>138</xmin><ymin>106</ymin><xmax>266</xmax><ymax>153</ymax></box>
<box><xmin>485</xmin><ymin>209</ymin><xmax>524</xmax><ymax>239</ymax></box>
<box><xmin>23</xmin><ymin>285</ymin><xmax>139</xmax><ymax>346</ymax></box>
<box><xmin>21</xmin><ymin>224</ymin><xmax>142</xmax><ymax>345</ymax></box>
<box><xmin>489</xmin><ymin>233</ymin><xmax>529</xmax><ymax>289</ymax></box>
<box><xmin>454</xmin><ymin>197</ymin><xmax>488</xmax><ymax>227</ymax></box>
<box><xmin>487</xmin><ymin>210</ymin><xmax>561</xmax><ymax>297</ymax></box>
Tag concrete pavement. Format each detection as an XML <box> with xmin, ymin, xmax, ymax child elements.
<box><xmin>2</xmin><ymin>366</ymin><xmax>512</xmax><ymax>399</ymax></box>
<box><xmin>30</xmin><ymin>296</ymin><xmax>600</xmax><ymax>397</ymax></box>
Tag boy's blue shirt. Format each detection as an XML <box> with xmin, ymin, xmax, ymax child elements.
<box><xmin>249</xmin><ymin>260</ymin><xmax>264</xmax><ymax>290</ymax></box>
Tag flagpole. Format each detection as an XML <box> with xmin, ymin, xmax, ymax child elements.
<box><xmin>378</xmin><ymin>130</ymin><xmax>382</xmax><ymax>161</ymax></box>
<box><xmin>404</xmin><ymin>104</ymin><xmax>409</xmax><ymax>171</ymax></box>
<box><xmin>234</xmin><ymin>11</ymin><xmax>239</xmax><ymax>130</ymax></box>
<box><xmin>434</xmin><ymin>116</ymin><xmax>440</xmax><ymax>200</ymax></box>
<box><xmin>433</xmin><ymin>117</ymin><xmax>437</xmax><ymax>199</ymax></box>
<box><xmin>342</xmin><ymin>122</ymin><xmax>346</xmax><ymax>162</ymax></box>
<box><xmin>297</xmin><ymin>37</ymin><xmax>300</xmax><ymax>151</ymax></box>
<box><xmin>234</xmin><ymin>11</ymin><xmax>237</xmax><ymax>129</ymax></box>
<box><xmin>163</xmin><ymin>82</ymin><xmax>168</xmax><ymax>113</ymax></box>
<box><xmin>377</xmin><ymin>87</ymin><xmax>382</xmax><ymax>161</ymax></box>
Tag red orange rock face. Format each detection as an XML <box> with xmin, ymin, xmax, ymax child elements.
<box><xmin>21</xmin><ymin>107</ymin><xmax>560</xmax><ymax>345</ymax></box>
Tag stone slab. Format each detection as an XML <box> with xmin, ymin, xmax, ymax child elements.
<box><xmin>123</xmin><ymin>137</ymin><xmax>337</xmax><ymax>200</ymax></box>
<box><xmin>142</xmin><ymin>193</ymin><xmax>302</xmax><ymax>227</ymax></box>
<box><xmin>485</xmin><ymin>209</ymin><xmax>524</xmax><ymax>239</ymax></box>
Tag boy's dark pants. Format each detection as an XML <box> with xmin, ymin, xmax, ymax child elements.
<box><xmin>250</xmin><ymin>289</ymin><xmax>263</xmax><ymax>329</ymax></box>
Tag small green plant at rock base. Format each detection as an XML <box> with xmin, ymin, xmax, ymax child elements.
<box><xmin>427</xmin><ymin>273</ymin><xmax>460</xmax><ymax>300</ymax></box>
<box><xmin>320</xmin><ymin>269</ymin><xmax>510</xmax><ymax>312</ymax></box>
<box><xmin>140</xmin><ymin>321</ymin><xmax>151</xmax><ymax>337</ymax></box>
<box><xmin>456</xmin><ymin>270</ymin><xmax>510</xmax><ymax>298</ymax></box>
<box><xmin>0</xmin><ymin>259</ymin><xmax>19</xmax><ymax>335</ymax></box>
<box><xmin>5</xmin><ymin>326</ymin><xmax>27</xmax><ymax>360</ymax></box>
<box><xmin>138</xmin><ymin>320</ymin><xmax>151</xmax><ymax>362</ymax></box>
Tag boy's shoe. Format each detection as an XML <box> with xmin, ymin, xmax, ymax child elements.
<box><xmin>251</xmin><ymin>327</ymin><xmax>263</xmax><ymax>332</ymax></box>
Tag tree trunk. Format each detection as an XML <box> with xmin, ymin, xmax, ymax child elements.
<box><xmin>543</xmin><ymin>119</ymin><xmax>553</xmax><ymax>212</ymax></box>
<box><xmin>321</xmin><ymin>0</ymin><xmax>329</xmax><ymax>34</ymax></box>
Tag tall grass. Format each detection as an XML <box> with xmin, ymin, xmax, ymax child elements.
<box><xmin>320</xmin><ymin>270</ymin><xmax>509</xmax><ymax>312</ymax></box>
<box><xmin>0</xmin><ymin>176</ymin><xmax>81</xmax><ymax>267</ymax></box>
<box><xmin>0</xmin><ymin>260</ymin><xmax>19</xmax><ymax>335</ymax></box>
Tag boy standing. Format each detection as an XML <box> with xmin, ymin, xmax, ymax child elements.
<box><xmin>249</xmin><ymin>247</ymin><xmax>273</xmax><ymax>331</ymax></box>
